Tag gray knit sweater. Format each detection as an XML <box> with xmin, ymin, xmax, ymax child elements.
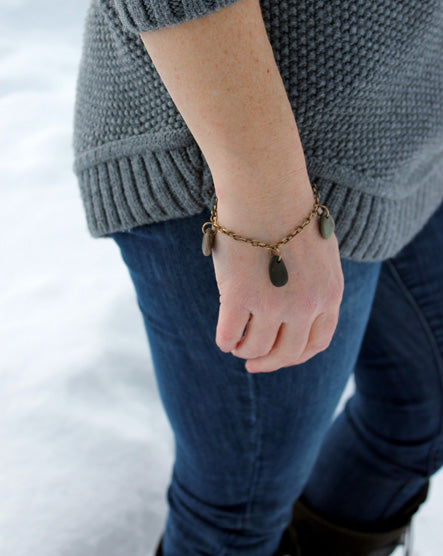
<box><xmin>72</xmin><ymin>0</ymin><xmax>443</xmax><ymax>262</ymax></box>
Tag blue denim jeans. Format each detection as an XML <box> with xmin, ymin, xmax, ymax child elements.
<box><xmin>110</xmin><ymin>198</ymin><xmax>443</xmax><ymax>556</ymax></box>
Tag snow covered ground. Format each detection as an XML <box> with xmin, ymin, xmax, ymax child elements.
<box><xmin>0</xmin><ymin>1</ymin><xmax>441</xmax><ymax>555</ymax></box>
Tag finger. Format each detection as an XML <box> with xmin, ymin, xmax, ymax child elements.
<box><xmin>295</xmin><ymin>312</ymin><xmax>339</xmax><ymax>364</ymax></box>
<box><xmin>215</xmin><ymin>301</ymin><xmax>251</xmax><ymax>353</ymax></box>
<box><xmin>231</xmin><ymin>312</ymin><xmax>281</xmax><ymax>359</ymax></box>
<box><xmin>245</xmin><ymin>320</ymin><xmax>310</xmax><ymax>373</ymax></box>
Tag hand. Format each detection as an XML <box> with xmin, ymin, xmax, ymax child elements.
<box><xmin>211</xmin><ymin>175</ymin><xmax>344</xmax><ymax>373</ymax></box>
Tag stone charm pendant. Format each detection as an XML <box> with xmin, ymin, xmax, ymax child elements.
<box><xmin>202</xmin><ymin>226</ymin><xmax>216</xmax><ymax>256</ymax></box>
<box><xmin>319</xmin><ymin>206</ymin><xmax>335</xmax><ymax>239</ymax></box>
<box><xmin>269</xmin><ymin>252</ymin><xmax>288</xmax><ymax>287</ymax></box>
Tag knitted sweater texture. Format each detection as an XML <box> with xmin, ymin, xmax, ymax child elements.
<box><xmin>72</xmin><ymin>0</ymin><xmax>443</xmax><ymax>262</ymax></box>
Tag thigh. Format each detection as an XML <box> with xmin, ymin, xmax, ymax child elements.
<box><xmin>294</xmin><ymin>200</ymin><xmax>443</xmax><ymax>528</ymax></box>
<box><xmin>352</xmin><ymin>198</ymin><xmax>443</xmax><ymax>476</ymax></box>
<box><xmin>110</xmin><ymin>208</ymin><xmax>382</xmax><ymax>550</ymax></box>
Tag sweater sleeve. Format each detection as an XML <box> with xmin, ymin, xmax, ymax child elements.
<box><xmin>112</xmin><ymin>0</ymin><xmax>243</xmax><ymax>34</ymax></box>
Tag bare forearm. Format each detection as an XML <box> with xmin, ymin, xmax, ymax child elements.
<box><xmin>139</xmin><ymin>0</ymin><xmax>308</xmax><ymax>206</ymax></box>
<box><xmin>135</xmin><ymin>0</ymin><xmax>343</xmax><ymax>374</ymax></box>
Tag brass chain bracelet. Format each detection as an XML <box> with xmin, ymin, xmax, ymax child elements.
<box><xmin>201</xmin><ymin>181</ymin><xmax>335</xmax><ymax>287</ymax></box>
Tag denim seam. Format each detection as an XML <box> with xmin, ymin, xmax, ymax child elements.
<box><xmin>215</xmin><ymin>373</ymin><xmax>263</xmax><ymax>556</ymax></box>
<box><xmin>243</xmin><ymin>373</ymin><xmax>263</xmax><ymax>527</ymax></box>
<box><xmin>241</xmin><ymin>373</ymin><xmax>264</xmax><ymax>548</ymax></box>
<box><xmin>386</xmin><ymin>259</ymin><xmax>443</xmax><ymax>475</ymax></box>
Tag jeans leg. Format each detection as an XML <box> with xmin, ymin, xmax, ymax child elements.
<box><xmin>301</xmin><ymin>199</ymin><xmax>443</xmax><ymax>526</ymax></box>
<box><xmin>110</xmin><ymin>208</ymin><xmax>381</xmax><ymax>555</ymax></box>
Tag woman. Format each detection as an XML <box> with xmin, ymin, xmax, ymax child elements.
<box><xmin>72</xmin><ymin>0</ymin><xmax>443</xmax><ymax>554</ymax></box>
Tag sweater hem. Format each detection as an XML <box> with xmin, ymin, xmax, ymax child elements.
<box><xmin>73</xmin><ymin>141</ymin><xmax>443</xmax><ymax>263</ymax></box>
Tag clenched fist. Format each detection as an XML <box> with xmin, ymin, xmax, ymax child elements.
<box><xmin>211</xmin><ymin>177</ymin><xmax>344</xmax><ymax>373</ymax></box>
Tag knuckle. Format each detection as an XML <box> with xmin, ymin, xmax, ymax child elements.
<box><xmin>233</xmin><ymin>338</ymin><xmax>270</xmax><ymax>359</ymax></box>
<box><xmin>254</xmin><ymin>293</ymin><xmax>282</xmax><ymax>319</ymax></box>
<box><xmin>261</xmin><ymin>304</ymin><xmax>283</xmax><ymax>324</ymax></box>
<box><xmin>216</xmin><ymin>341</ymin><xmax>229</xmax><ymax>353</ymax></box>
<box><xmin>232</xmin><ymin>345</ymin><xmax>248</xmax><ymax>358</ymax></box>
<box><xmin>238</xmin><ymin>287</ymin><xmax>262</xmax><ymax>312</ymax></box>
<box><xmin>245</xmin><ymin>347</ymin><xmax>270</xmax><ymax>359</ymax></box>
<box><xmin>300</xmin><ymin>290</ymin><xmax>319</xmax><ymax>314</ymax></box>
<box><xmin>216</xmin><ymin>330</ymin><xmax>235</xmax><ymax>351</ymax></box>
<box><xmin>280</xmin><ymin>346</ymin><xmax>305</xmax><ymax>368</ymax></box>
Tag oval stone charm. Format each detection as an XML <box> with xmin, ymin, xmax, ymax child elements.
<box><xmin>202</xmin><ymin>228</ymin><xmax>216</xmax><ymax>256</ymax></box>
<box><xmin>269</xmin><ymin>255</ymin><xmax>288</xmax><ymax>287</ymax></box>
<box><xmin>320</xmin><ymin>212</ymin><xmax>335</xmax><ymax>239</ymax></box>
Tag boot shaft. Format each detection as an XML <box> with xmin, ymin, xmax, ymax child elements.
<box><xmin>275</xmin><ymin>480</ymin><xmax>429</xmax><ymax>556</ymax></box>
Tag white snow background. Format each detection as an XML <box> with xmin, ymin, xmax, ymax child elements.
<box><xmin>0</xmin><ymin>1</ymin><xmax>441</xmax><ymax>555</ymax></box>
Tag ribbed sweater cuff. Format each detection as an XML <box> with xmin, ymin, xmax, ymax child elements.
<box><xmin>112</xmin><ymin>0</ymin><xmax>241</xmax><ymax>33</ymax></box>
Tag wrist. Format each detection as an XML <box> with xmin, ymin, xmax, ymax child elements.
<box><xmin>212</xmin><ymin>172</ymin><xmax>317</xmax><ymax>246</ymax></box>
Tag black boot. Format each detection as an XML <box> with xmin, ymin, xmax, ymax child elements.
<box><xmin>274</xmin><ymin>523</ymin><xmax>301</xmax><ymax>556</ymax></box>
<box><xmin>155</xmin><ymin>531</ymin><xmax>299</xmax><ymax>556</ymax></box>
<box><xmin>277</xmin><ymin>480</ymin><xmax>429</xmax><ymax>556</ymax></box>
<box><xmin>154</xmin><ymin>528</ymin><xmax>301</xmax><ymax>556</ymax></box>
